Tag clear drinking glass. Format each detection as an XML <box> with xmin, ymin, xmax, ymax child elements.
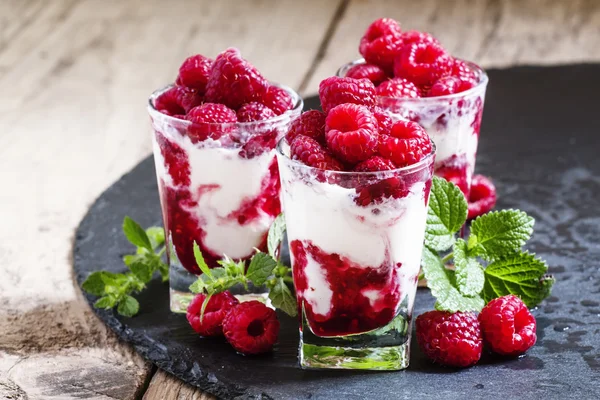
<box><xmin>338</xmin><ymin>59</ymin><xmax>488</xmax><ymax>197</ymax></box>
<box><xmin>148</xmin><ymin>85</ymin><xmax>303</xmax><ymax>312</ymax></box>
<box><xmin>276</xmin><ymin>138</ymin><xmax>435</xmax><ymax>370</ymax></box>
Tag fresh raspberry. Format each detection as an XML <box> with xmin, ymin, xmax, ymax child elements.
<box><xmin>236</xmin><ymin>102</ymin><xmax>276</xmax><ymax>122</ymax></box>
<box><xmin>261</xmin><ymin>85</ymin><xmax>294</xmax><ymax>115</ymax></box>
<box><xmin>378</xmin><ymin>120</ymin><xmax>432</xmax><ymax>166</ymax></box>
<box><xmin>394</xmin><ymin>42</ymin><xmax>453</xmax><ymax>86</ymax></box>
<box><xmin>186</xmin><ymin>103</ymin><xmax>237</xmax><ymax>141</ymax></box>
<box><xmin>479</xmin><ymin>295</ymin><xmax>537</xmax><ymax>356</ymax></box>
<box><xmin>346</xmin><ymin>63</ymin><xmax>388</xmax><ymax>86</ymax></box>
<box><xmin>359</xmin><ymin>18</ymin><xmax>403</xmax><ymax>73</ymax></box>
<box><xmin>290</xmin><ymin>135</ymin><xmax>343</xmax><ymax>171</ymax></box>
<box><xmin>325</xmin><ymin>103</ymin><xmax>378</xmax><ymax>164</ymax></box>
<box><xmin>373</xmin><ymin>107</ymin><xmax>393</xmax><ymax>136</ymax></box>
<box><xmin>177</xmin><ymin>54</ymin><xmax>213</xmax><ymax>93</ymax></box>
<box><xmin>204</xmin><ymin>48</ymin><xmax>268</xmax><ymax>109</ymax></box>
<box><xmin>155</xmin><ymin>86</ymin><xmax>202</xmax><ymax>116</ymax></box>
<box><xmin>186</xmin><ymin>292</ymin><xmax>239</xmax><ymax>337</ymax></box>
<box><xmin>354</xmin><ymin>156</ymin><xmax>396</xmax><ymax>172</ymax></box>
<box><xmin>400</xmin><ymin>30</ymin><xmax>440</xmax><ymax>47</ymax></box>
<box><xmin>286</xmin><ymin>110</ymin><xmax>326</xmax><ymax>143</ymax></box>
<box><xmin>416</xmin><ymin>311</ymin><xmax>483</xmax><ymax>367</ymax></box>
<box><xmin>451</xmin><ymin>59</ymin><xmax>478</xmax><ymax>86</ymax></box>
<box><xmin>318</xmin><ymin>76</ymin><xmax>376</xmax><ymax>114</ymax></box>
<box><xmin>468</xmin><ymin>174</ymin><xmax>497</xmax><ymax>219</ymax></box>
<box><xmin>223</xmin><ymin>300</ymin><xmax>279</xmax><ymax>355</ymax></box>
<box><xmin>428</xmin><ymin>75</ymin><xmax>475</xmax><ymax>96</ymax></box>
<box><xmin>376</xmin><ymin>77</ymin><xmax>420</xmax><ymax>98</ymax></box>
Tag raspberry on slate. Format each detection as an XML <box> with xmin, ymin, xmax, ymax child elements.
<box><xmin>290</xmin><ymin>135</ymin><xmax>343</xmax><ymax>171</ymax></box>
<box><xmin>468</xmin><ymin>174</ymin><xmax>497</xmax><ymax>219</ymax></box>
<box><xmin>261</xmin><ymin>85</ymin><xmax>294</xmax><ymax>115</ymax></box>
<box><xmin>479</xmin><ymin>295</ymin><xmax>537</xmax><ymax>357</ymax></box>
<box><xmin>177</xmin><ymin>54</ymin><xmax>213</xmax><ymax>94</ymax></box>
<box><xmin>186</xmin><ymin>292</ymin><xmax>239</xmax><ymax>337</ymax></box>
<box><xmin>155</xmin><ymin>86</ymin><xmax>202</xmax><ymax>116</ymax></box>
<box><xmin>325</xmin><ymin>103</ymin><xmax>378</xmax><ymax>164</ymax></box>
<box><xmin>204</xmin><ymin>47</ymin><xmax>268</xmax><ymax>109</ymax></box>
<box><xmin>319</xmin><ymin>76</ymin><xmax>376</xmax><ymax>114</ymax></box>
<box><xmin>186</xmin><ymin>103</ymin><xmax>238</xmax><ymax>141</ymax></box>
<box><xmin>378</xmin><ymin>119</ymin><xmax>432</xmax><ymax>167</ymax></box>
<box><xmin>286</xmin><ymin>109</ymin><xmax>326</xmax><ymax>143</ymax></box>
<box><xmin>346</xmin><ymin>63</ymin><xmax>388</xmax><ymax>86</ymax></box>
<box><xmin>376</xmin><ymin>77</ymin><xmax>420</xmax><ymax>98</ymax></box>
<box><xmin>236</xmin><ymin>102</ymin><xmax>276</xmax><ymax>122</ymax></box>
<box><xmin>359</xmin><ymin>18</ymin><xmax>403</xmax><ymax>73</ymax></box>
<box><xmin>394</xmin><ymin>42</ymin><xmax>453</xmax><ymax>86</ymax></box>
<box><xmin>416</xmin><ymin>311</ymin><xmax>483</xmax><ymax>368</ymax></box>
<box><xmin>223</xmin><ymin>300</ymin><xmax>280</xmax><ymax>355</ymax></box>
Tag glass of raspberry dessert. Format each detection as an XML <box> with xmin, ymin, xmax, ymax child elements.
<box><xmin>148</xmin><ymin>48</ymin><xmax>303</xmax><ymax>312</ymax></box>
<box><xmin>276</xmin><ymin>81</ymin><xmax>435</xmax><ymax>369</ymax></box>
<box><xmin>337</xmin><ymin>18</ymin><xmax>489</xmax><ymax>198</ymax></box>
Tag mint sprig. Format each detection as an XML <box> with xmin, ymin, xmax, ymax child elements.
<box><xmin>190</xmin><ymin>213</ymin><xmax>297</xmax><ymax>318</ymax></box>
<box><xmin>422</xmin><ymin>177</ymin><xmax>554</xmax><ymax>312</ymax></box>
<box><xmin>82</xmin><ymin>217</ymin><xmax>168</xmax><ymax>317</ymax></box>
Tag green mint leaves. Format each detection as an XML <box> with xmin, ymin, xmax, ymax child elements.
<box><xmin>422</xmin><ymin>177</ymin><xmax>553</xmax><ymax>312</ymax></box>
<box><xmin>190</xmin><ymin>213</ymin><xmax>297</xmax><ymax>318</ymax></box>
<box><xmin>82</xmin><ymin>217</ymin><xmax>168</xmax><ymax>317</ymax></box>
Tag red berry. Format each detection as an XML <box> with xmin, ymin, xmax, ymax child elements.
<box><xmin>451</xmin><ymin>59</ymin><xmax>478</xmax><ymax>86</ymax></box>
<box><xmin>479</xmin><ymin>295</ymin><xmax>537</xmax><ymax>356</ymax></box>
<box><xmin>236</xmin><ymin>102</ymin><xmax>276</xmax><ymax>122</ymax></box>
<box><xmin>287</xmin><ymin>110</ymin><xmax>326</xmax><ymax>143</ymax></box>
<box><xmin>354</xmin><ymin>156</ymin><xmax>396</xmax><ymax>172</ymax></box>
<box><xmin>204</xmin><ymin>48</ymin><xmax>268</xmax><ymax>109</ymax></box>
<box><xmin>223</xmin><ymin>300</ymin><xmax>279</xmax><ymax>355</ymax></box>
<box><xmin>353</xmin><ymin>156</ymin><xmax>408</xmax><ymax>206</ymax></box>
<box><xmin>177</xmin><ymin>54</ymin><xmax>213</xmax><ymax>93</ymax></box>
<box><xmin>468</xmin><ymin>174</ymin><xmax>497</xmax><ymax>219</ymax></box>
<box><xmin>186</xmin><ymin>103</ymin><xmax>237</xmax><ymax>141</ymax></box>
<box><xmin>373</xmin><ymin>107</ymin><xmax>393</xmax><ymax>136</ymax></box>
<box><xmin>400</xmin><ymin>30</ymin><xmax>440</xmax><ymax>47</ymax></box>
<box><xmin>359</xmin><ymin>18</ymin><xmax>403</xmax><ymax>72</ymax></box>
<box><xmin>378</xmin><ymin>120</ymin><xmax>432</xmax><ymax>166</ymax></box>
<box><xmin>325</xmin><ymin>103</ymin><xmax>378</xmax><ymax>164</ymax></box>
<box><xmin>318</xmin><ymin>76</ymin><xmax>376</xmax><ymax>114</ymax></box>
<box><xmin>186</xmin><ymin>292</ymin><xmax>239</xmax><ymax>337</ymax></box>
<box><xmin>290</xmin><ymin>135</ymin><xmax>343</xmax><ymax>171</ymax></box>
<box><xmin>346</xmin><ymin>63</ymin><xmax>388</xmax><ymax>86</ymax></box>
<box><xmin>261</xmin><ymin>85</ymin><xmax>294</xmax><ymax>115</ymax></box>
<box><xmin>376</xmin><ymin>78</ymin><xmax>420</xmax><ymax>98</ymax></box>
<box><xmin>155</xmin><ymin>86</ymin><xmax>202</xmax><ymax>116</ymax></box>
<box><xmin>394</xmin><ymin>42</ymin><xmax>453</xmax><ymax>86</ymax></box>
<box><xmin>416</xmin><ymin>311</ymin><xmax>483</xmax><ymax>367</ymax></box>
<box><xmin>428</xmin><ymin>75</ymin><xmax>474</xmax><ymax>97</ymax></box>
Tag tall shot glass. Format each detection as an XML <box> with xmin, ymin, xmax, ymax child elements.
<box><xmin>276</xmin><ymin>138</ymin><xmax>435</xmax><ymax>370</ymax></box>
<box><xmin>148</xmin><ymin>85</ymin><xmax>302</xmax><ymax>312</ymax></box>
<box><xmin>339</xmin><ymin>59</ymin><xmax>488</xmax><ymax>197</ymax></box>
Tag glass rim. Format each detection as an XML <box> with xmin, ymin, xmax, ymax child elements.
<box><xmin>337</xmin><ymin>58</ymin><xmax>489</xmax><ymax>102</ymax></box>
<box><xmin>276</xmin><ymin>136</ymin><xmax>436</xmax><ymax>177</ymax></box>
<box><xmin>147</xmin><ymin>83</ymin><xmax>304</xmax><ymax>127</ymax></box>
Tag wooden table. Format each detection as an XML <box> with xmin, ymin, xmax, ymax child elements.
<box><xmin>1</xmin><ymin>1</ymin><xmax>599</xmax><ymax>399</ymax></box>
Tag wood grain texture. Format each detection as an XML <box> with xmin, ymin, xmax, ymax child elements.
<box><xmin>142</xmin><ymin>371</ymin><xmax>216</xmax><ymax>400</ymax></box>
<box><xmin>0</xmin><ymin>0</ymin><xmax>340</xmax><ymax>399</ymax></box>
<box><xmin>304</xmin><ymin>0</ymin><xmax>600</xmax><ymax>93</ymax></box>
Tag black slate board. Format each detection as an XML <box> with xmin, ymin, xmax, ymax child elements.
<box><xmin>74</xmin><ymin>65</ymin><xmax>600</xmax><ymax>400</ymax></box>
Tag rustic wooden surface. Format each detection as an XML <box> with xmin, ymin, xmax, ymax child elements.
<box><xmin>1</xmin><ymin>0</ymin><xmax>599</xmax><ymax>399</ymax></box>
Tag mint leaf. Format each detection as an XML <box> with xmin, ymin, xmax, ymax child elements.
<box><xmin>128</xmin><ymin>260</ymin><xmax>154</xmax><ymax>283</ymax></box>
<box><xmin>145</xmin><ymin>226</ymin><xmax>165</xmax><ymax>249</ymax></box>
<box><xmin>483</xmin><ymin>252</ymin><xmax>552</xmax><ymax>307</ymax></box>
<box><xmin>193</xmin><ymin>241</ymin><xmax>212</xmax><ymax>278</ymax></box>
<box><xmin>453</xmin><ymin>239</ymin><xmax>484</xmax><ymax>297</ymax></box>
<box><xmin>218</xmin><ymin>256</ymin><xmax>246</xmax><ymax>279</ymax></box>
<box><xmin>189</xmin><ymin>278</ymin><xmax>207</xmax><ymax>294</ymax></box>
<box><xmin>422</xmin><ymin>247</ymin><xmax>484</xmax><ymax>312</ymax></box>
<box><xmin>425</xmin><ymin>177</ymin><xmax>468</xmax><ymax>251</ymax></box>
<box><xmin>247</xmin><ymin>252</ymin><xmax>277</xmax><ymax>286</ymax></box>
<box><xmin>469</xmin><ymin>210</ymin><xmax>534</xmax><ymax>260</ymax></box>
<box><xmin>94</xmin><ymin>296</ymin><xmax>115</xmax><ymax>309</ymax></box>
<box><xmin>267</xmin><ymin>213</ymin><xmax>286</xmax><ymax>258</ymax></box>
<box><xmin>269</xmin><ymin>277</ymin><xmax>297</xmax><ymax>317</ymax></box>
<box><xmin>123</xmin><ymin>216</ymin><xmax>153</xmax><ymax>251</ymax></box>
<box><xmin>117</xmin><ymin>296</ymin><xmax>140</xmax><ymax>317</ymax></box>
<box><xmin>82</xmin><ymin>272</ymin><xmax>107</xmax><ymax>296</ymax></box>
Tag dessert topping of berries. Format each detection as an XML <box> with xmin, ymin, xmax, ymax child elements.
<box><xmin>177</xmin><ymin>54</ymin><xmax>213</xmax><ymax>94</ymax></box>
<box><xmin>286</xmin><ymin>109</ymin><xmax>327</xmax><ymax>143</ymax></box>
<box><xmin>290</xmin><ymin>135</ymin><xmax>343</xmax><ymax>171</ymax></box>
<box><xmin>346</xmin><ymin>63</ymin><xmax>388</xmax><ymax>86</ymax></box>
<box><xmin>325</xmin><ymin>103</ymin><xmax>379</xmax><ymax>164</ymax></box>
<box><xmin>359</xmin><ymin>18</ymin><xmax>403</xmax><ymax>73</ymax></box>
<box><xmin>319</xmin><ymin>76</ymin><xmax>376</xmax><ymax>114</ymax></box>
<box><xmin>376</xmin><ymin>77</ymin><xmax>420</xmax><ymax>98</ymax></box>
<box><xmin>393</xmin><ymin>42</ymin><xmax>452</xmax><ymax>87</ymax></box>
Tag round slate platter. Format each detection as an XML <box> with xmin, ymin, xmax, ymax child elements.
<box><xmin>74</xmin><ymin>65</ymin><xmax>600</xmax><ymax>400</ymax></box>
